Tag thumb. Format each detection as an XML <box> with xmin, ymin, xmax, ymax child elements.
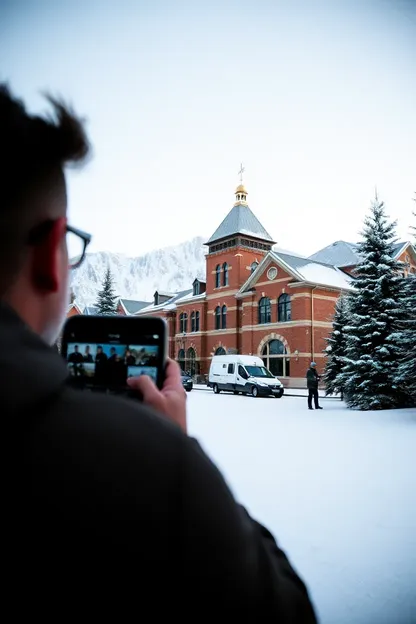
<box><xmin>127</xmin><ymin>375</ymin><xmax>164</xmax><ymax>412</ymax></box>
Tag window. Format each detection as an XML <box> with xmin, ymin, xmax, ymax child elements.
<box><xmin>187</xmin><ymin>347</ymin><xmax>197</xmax><ymax>377</ymax></box>
<box><xmin>215</xmin><ymin>265</ymin><xmax>221</xmax><ymax>288</ymax></box>
<box><xmin>228</xmin><ymin>363</ymin><xmax>234</xmax><ymax>374</ymax></box>
<box><xmin>238</xmin><ymin>365</ymin><xmax>248</xmax><ymax>379</ymax></box>
<box><xmin>250</xmin><ymin>261</ymin><xmax>258</xmax><ymax>274</ymax></box>
<box><xmin>215</xmin><ymin>306</ymin><xmax>221</xmax><ymax>330</ymax></box>
<box><xmin>215</xmin><ymin>346</ymin><xmax>226</xmax><ymax>355</ymax></box>
<box><xmin>258</xmin><ymin>297</ymin><xmax>271</xmax><ymax>324</ymax></box>
<box><xmin>179</xmin><ymin>312</ymin><xmax>188</xmax><ymax>333</ymax></box>
<box><xmin>262</xmin><ymin>339</ymin><xmax>290</xmax><ymax>377</ymax></box>
<box><xmin>195</xmin><ymin>311</ymin><xmax>200</xmax><ymax>332</ymax></box>
<box><xmin>193</xmin><ymin>281</ymin><xmax>200</xmax><ymax>296</ymax></box>
<box><xmin>177</xmin><ymin>349</ymin><xmax>185</xmax><ymax>371</ymax></box>
<box><xmin>221</xmin><ymin>305</ymin><xmax>227</xmax><ymax>329</ymax></box>
<box><xmin>191</xmin><ymin>311</ymin><xmax>196</xmax><ymax>332</ymax></box>
<box><xmin>222</xmin><ymin>262</ymin><xmax>229</xmax><ymax>287</ymax></box>
<box><xmin>278</xmin><ymin>294</ymin><xmax>291</xmax><ymax>322</ymax></box>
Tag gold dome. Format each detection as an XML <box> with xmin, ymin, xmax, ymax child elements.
<box><xmin>235</xmin><ymin>184</ymin><xmax>248</xmax><ymax>195</ymax></box>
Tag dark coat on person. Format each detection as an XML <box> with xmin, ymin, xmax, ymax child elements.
<box><xmin>1</xmin><ymin>303</ymin><xmax>317</xmax><ymax>621</ymax></box>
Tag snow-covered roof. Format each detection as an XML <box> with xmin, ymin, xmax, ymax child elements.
<box><xmin>309</xmin><ymin>240</ymin><xmax>412</xmax><ymax>267</ymax></box>
<box><xmin>273</xmin><ymin>251</ymin><xmax>352</xmax><ymax>290</ymax></box>
<box><xmin>83</xmin><ymin>305</ymin><xmax>98</xmax><ymax>315</ymax></box>
<box><xmin>206</xmin><ymin>204</ymin><xmax>275</xmax><ymax>244</ymax></box>
<box><xmin>238</xmin><ymin>249</ymin><xmax>352</xmax><ymax>294</ymax></box>
<box><xmin>119</xmin><ymin>298</ymin><xmax>151</xmax><ymax>314</ymax></box>
<box><xmin>136</xmin><ymin>288</ymin><xmax>193</xmax><ymax>313</ymax></box>
<box><xmin>308</xmin><ymin>241</ymin><xmax>359</xmax><ymax>267</ymax></box>
<box><xmin>175</xmin><ymin>292</ymin><xmax>207</xmax><ymax>304</ymax></box>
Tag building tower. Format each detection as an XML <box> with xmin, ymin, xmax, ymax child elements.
<box><xmin>204</xmin><ymin>177</ymin><xmax>276</xmax><ymax>355</ymax></box>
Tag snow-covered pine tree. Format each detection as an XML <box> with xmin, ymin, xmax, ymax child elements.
<box><xmin>96</xmin><ymin>267</ymin><xmax>118</xmax><ymax>315</ymax></box>
<box><xmin>338</xmin><ymin>195</ymin><xmax>407</xmax><ymax>410</ymax></box>
<box><xmin>324</xmin><ymin>295</ymin><xmax>349</xmax><ymax>398</ymax></box>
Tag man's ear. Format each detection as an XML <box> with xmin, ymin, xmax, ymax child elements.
<box><xmin>31</xmin><ymin>217</ymin><xmax>67</xmax><ymax>293</ymax></box>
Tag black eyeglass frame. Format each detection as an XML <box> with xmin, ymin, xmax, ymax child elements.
<box><xmin>27</xmin><ymin>221</ymin><xmax>92</xmax><ymax>269</ymax></box>
<box><xmin>66</xmin><ymin>224</ymin><xmax>92</xmax><ymax>269</ymax></box>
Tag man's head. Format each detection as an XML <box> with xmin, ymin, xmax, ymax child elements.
<box><xmin>74</xmin><ymin>345</ymin><xmax>79</xmax><ymax>352</ymax></box>
<box><xmin>310</xmin><ymin>362</ymin><xmax>317</xmax><ymax>368</ymax></box>
<box><xmin>110</xmin><ymin>347</ymin><xmax>116</xmax><ymax>355</ymax></box>
<box><xmin>0</xmin><ymin>83</ymin><xmax>90</xmax><ymax>344</ymax></box>
<box><xmin>97</xmin><ymin>346</ymin><xmax>103</xmax><ymax>354</ymax></box>
<box><xmin>85</xmin><ymin>345</ymin><xmax>90</xmax><ymax>353</ymax></box>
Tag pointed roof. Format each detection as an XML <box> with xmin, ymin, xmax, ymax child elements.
<box><xmin>206</xmin><ymin>204</ymin><xmax>275</xmax><ymax>245</ymax></box>
<box><xmin>238</xmin><ymin>249</ymin><xmax>352</xmax><ymax>295</ymax></box>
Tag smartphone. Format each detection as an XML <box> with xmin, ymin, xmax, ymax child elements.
<box><xmin>61</xmin><ymin>315</ymin><xmax>167</xmax><ymax>396</ymax></box>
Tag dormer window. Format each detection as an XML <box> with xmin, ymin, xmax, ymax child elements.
<box><xmin>154</xmin><ymin>291</ymin><xmax>159</xmax><ymax>306</ymax></box>
<box><xmin>193</xmin><ymin>281</ymin><xmax>200</xmax><ymax>296</ymax></box>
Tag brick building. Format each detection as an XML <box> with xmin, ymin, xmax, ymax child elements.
<box><xmin>68</xmin><ymin>184</ymin><xmax>416</xmax><ymax>387</ymax></box>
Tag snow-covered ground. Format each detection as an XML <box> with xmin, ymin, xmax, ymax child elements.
<box><xmin>187</xmin><ymin>390</ymin><xmax>416</xmax><ymax>624</ymax></box>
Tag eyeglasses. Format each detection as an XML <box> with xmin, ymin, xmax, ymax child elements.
<box><xmin>27</xmin><ymin>221</ymin><xmax>92</xmax><ymax>269</ymax></box>
<box><xmin>66</xmin><ymin>225</ymin><xmax>92</xmax><ymax>269</ymax></box>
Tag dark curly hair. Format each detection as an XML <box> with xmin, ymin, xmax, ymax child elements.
<box><xmin>0</xmin><ymin>83</ymin><xmax>90</xmax><ymax>294</ymax></box>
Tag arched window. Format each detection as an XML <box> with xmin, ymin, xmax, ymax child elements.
<box><xmin>215</xmin><ymin>346</ymin><xmax>226</xmax><ymax>355</ymax></box>
<box><xmin>222</xmin><ymin>262</ymin><xmax>229</xmax><ymax>287</ymax></box>
<box><xmin>278</xmin><ymin>294</ymin><xmax>291</xmax><ymax>322</ymax></box>
<box><xmin>191</xmin><ymin>311</ymin><xmax>196</xmax><ymax>332</ymax></box>
<box><xmin>187</xmin><ymin>347</ymin><xmax>197</xmax><ymax>376</ymax></box>
<box><xmin>215</xmin><ymin>264</ymin><xmax>221</xmax><ymax>288</ymax></box>
<box><xmin>179</xmin><ymin>312</ymin><xmax>188</xmax><ymax>333</ymax></box>
<box><xmin>195</xmin><ymin>311</ymin><xmax>200</xmax><ymax>332</ymax></box>
<box><xmin>258</xmin><ymin>297</ymin><xmax>271</xmax><ymax>324</ymax></box>
<box><xmin>215</xmin><ymin>306</ymin><xmax>221</xmax><ymax>330</ymax></box>
<box><xmin>262</xmin><ymin>339</ymin><xmax>290</xmax><ymax>377</ymax></box>
<box><xmin>221</xmin><ymin>305</ymin><xmax>227</xmax><ymax>329</ymax></box>
<box><xmin>177</xmin><ymin>349</ymin><xmax>185</xmax><ymax>371</ymax></box>
<box><xmin>250</xmin><ymin>261</ymin><xmax>259</xmax><ymax>274</ymax></box>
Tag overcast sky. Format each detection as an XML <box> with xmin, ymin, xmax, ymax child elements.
<box><xmin>1</xmin><ymin>0</ymin><xmax>415</xmax><ymax>257</ymax></box>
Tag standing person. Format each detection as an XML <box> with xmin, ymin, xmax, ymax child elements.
<box><xmin>306</xmin><ymin>362</ymin><xmax>323</xmax><ymax>410</ymax></box>
<box><xmin>0</xmin><ymin>84</ymin><xmax>316</xmax><ymax>621</ymax></box>
<box><xmin>94</xmin><ymin>345</ymin><xmax>108</xmax><ymax>387</ymax></box>
<box><xmin>68</xmin><ymin>344</ymin><xmax>83</xmax><ymax>376</ymax></box>
<box><xmin>83</xmin><ymin>345</ymin><xmax>93</xmax><ymax>363</ymax></box>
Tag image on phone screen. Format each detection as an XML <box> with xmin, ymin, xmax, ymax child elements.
<box><xmin>66</xmin><ymin>342</ymin><xmax>159</xmax><ymax>392</ymax></box>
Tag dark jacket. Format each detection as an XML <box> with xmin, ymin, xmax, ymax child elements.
<box><xmin>306</xmin><ymin>368</ymin><xmax>319</xmax><ymax>390</ymax></box>
<box><xmin>2</xmin><ymin>304</ymin><xmax>317</xmax><ymax>621</ymax></box>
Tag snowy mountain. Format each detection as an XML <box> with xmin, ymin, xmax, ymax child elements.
<box><xmin>71</xmin><ymin>236</ymin><xmax>207</xmax><ymax>308</ymax></box>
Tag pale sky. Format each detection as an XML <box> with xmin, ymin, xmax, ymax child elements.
<box><xmin>1</xmin><ymin>0</ymin><xmax>415</xmax><ymax>257</ymax></box>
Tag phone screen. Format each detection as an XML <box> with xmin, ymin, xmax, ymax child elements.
<box><xmin>61</xmin><ymin>316</ymin><xmax>166</xmax><ymax>394</ymax></box>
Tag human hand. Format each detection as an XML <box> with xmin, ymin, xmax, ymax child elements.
<box><xmin>127</xmin><ymin>358</ymin><xmax>187</xmax><ymax>433</ymax></box>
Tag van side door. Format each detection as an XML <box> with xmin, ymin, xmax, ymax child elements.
<box><xmin>236</xmin><ymin>364</ymin><xmax>249</xmax><ymax>393</ymax></box>
<box><xmin>227</xmin><ymin>362</ymin><xmax>236</xmax><ymax>391</ymax></box>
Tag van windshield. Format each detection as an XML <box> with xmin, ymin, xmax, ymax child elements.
<box><xmin>245</xmin><ymin>366</ymin><xmax>274</xmax><ymax>378</ymax></box>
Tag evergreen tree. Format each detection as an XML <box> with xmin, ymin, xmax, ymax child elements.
<box><xmin>96</xmin><ymin>267</ymin><xmax>118</xmax><ymax>315</ymax></box>
<box><xmin>324</xmin><ymin>296</ymin><xmax>349</xmax><ymax>398</ymax></box>
<box><xmin>338</xmin><ymin>196</ymin><xmax>407</xmax><ymax>410</ymax></box>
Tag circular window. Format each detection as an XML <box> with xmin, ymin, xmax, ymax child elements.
<box><xmin>267</xmin><ymin>266</ymin><xmax>278</xmax><ymax>280</ymax></box>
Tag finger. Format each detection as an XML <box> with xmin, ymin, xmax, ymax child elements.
<box><xmin>162</xmin><ymin>359</ymin><xmax>182</xmax><ymax>389</ymax></box>
<box><xmin>128</xmin><ymin>375</ymin><xmax>164</xmax><ymax>409</ymax></box>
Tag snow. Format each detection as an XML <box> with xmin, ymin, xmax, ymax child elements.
<box><xmin>71</xmin><ymin>236</ymin><xmax>206</xmax><ymax>307</ymax></box>
<box><xmin>187</xmin><ymin>390</ymin><xmax>416</xmax><ymax>624</ymax></box>
<box><xmin>297</xmin><ymin>263</ymin><xmax>352</xmax><ymax>290</ymax></box>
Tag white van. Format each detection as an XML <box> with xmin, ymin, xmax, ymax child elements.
<box><xmin>208</xmin><ymin>355</ymin><xmax>284</xmax><ymax>398</ymax></box>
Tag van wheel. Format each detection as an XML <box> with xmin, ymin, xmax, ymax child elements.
<box><xmin>233</xmin><ymin>390</ymin><xmax>239</xmax><ymax>395</ymax></box>
<box><xmin>213</xmin><ymin>384</ymin><xmax>220</xmax><ymax>394</ymax></box>
<box><xmin>251</xmin><ymin>386</ymin><xmax>258</xmax><ymax>398</ymax></box>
